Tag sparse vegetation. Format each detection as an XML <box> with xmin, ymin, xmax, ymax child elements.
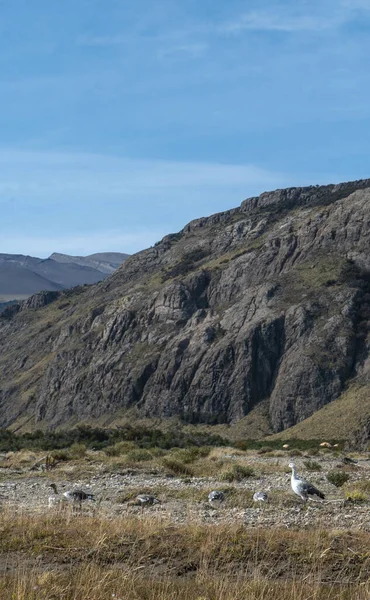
<box><xmin>68</xmin><ymin>442</ymin><xmax>87</xmax><ymax>459</ymax></box>
<box><xmin>303</xmin><ymin>460</ymin><xmax>322</xmax><ymax>471</ymax></box>
<box><xmin>161</xmin><ymin>457</ymin><xmax>194</xmax><ymax>476</ymax></box>
<box><xmin>344</xmin><ymin>489</ymin><xmax>368</xmax><ymax>503</ymax></box>
<box><xmin>220</xmin><ymin>463</ymin><xmax>255</xmax><ymax>482</ymax></box>
<box><xmin>126</xmin><ymin>448</ymin><xmax>153</xmax><ymax>462</ymax></box>
<box><xmin>161</xmin><ymin>248</ymin><xmax>209</xmax><ymax>280</ymax></box>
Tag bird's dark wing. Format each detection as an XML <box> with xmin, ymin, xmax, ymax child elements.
<box><xmin>72</xmin><ymin>490</ymin><xmax>94</xmax><ymax>500</ymax></box>
<box><xmin>305</xmin><ymin>483</ymin><xmax>325</xmax><ymax>499</ymax></box>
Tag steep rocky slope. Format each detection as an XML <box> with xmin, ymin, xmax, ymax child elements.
<box><xmin>0</xmin><ymin>179</ymin><xmax>369</xmax><ymax>435</ymax></box>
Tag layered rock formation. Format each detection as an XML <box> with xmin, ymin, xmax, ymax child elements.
<box><xmin>0</xmin><ymin>179</ymin><xmax>369</xmax><ymax>434</ymax></box>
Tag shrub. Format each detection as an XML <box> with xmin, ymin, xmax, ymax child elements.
<box><xmin>69</xmin><ymin>443</ymin><xmax>87</xmax><ymax>459</ymax></box>
<box><xmin>161</xmin><ymin>457</ymin><xmax>193</xmax><ymax>476</ymax></box>
<box><xmin>168</xmin><ymin>446</ymin><xmax>210</xmax><ymax>464</ymax></box>
<box><xmin>289</xmin><ymin>449</ymin><xmax>303</xmax><ymax>457</ymax></box>
<box><xmin>257</xmin><ymin>446</ymin><xmax>274</xmax><ymax>455</ymax></box>
<box><xmin>327</xmin><ymin>470</ymin><xmax>350</xmax><ymax>487</ymax></box>
<box><xmin>220</xmin><ymin>464</ymin><xmax>255</xmax><ymax>482</ymax></box>
<box><xmin>303</xmin><ymin>460</ymin><xmax>322</xmax><ymax>472</ymax></box>
<box><xmin>344</xmin><ymin>489</ymin><xmax>368</xmax><ymax>503</ymax></box>
<box><xmin>149</xmin><ymin>447</ymin><xmax>166</xmax><ymax>458</ymax></box>
<box><xmin>104</xmin><ymin>441</ymin><xmax>136</xmax><ymax>457</ymax></box>
<box><xmin>50</xmin><ymin>450</ymin><xmax>70</xmax><ymax>462</ymax></box>
<box><xmin>126</xmin><ymin>449</ymin><xmax>152</xmax><ymax>462</ymax></box>
<box><xmin>234</xmin><ymin>441</ymin><xmax>248</xmax><ymax>451</ymax></box>
<box><xmin>304</xmin><ymin>448</ymin><xmax>320</xmax><ymax>456</ymax></box>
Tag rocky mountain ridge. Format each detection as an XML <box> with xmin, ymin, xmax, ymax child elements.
<box><xmin>0</xmin><ymin>179</ymin><xmax>369</xmax><ymax>436</ymax></box>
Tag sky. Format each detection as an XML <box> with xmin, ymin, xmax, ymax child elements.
<box><xmin>1</xmin><ymin>0</ymin><xmax>370</xmax><ymax>257</ymax></box>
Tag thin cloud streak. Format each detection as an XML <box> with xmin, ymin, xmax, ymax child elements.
<box><xmin>157</xmin><ymin>43</ymin><xmax>208</xmax><ymax>60</ymax></box>
<box><xmin>0</xmin><ymin>148</ymin><xmax>287</xmax><ymax>201</ymax></box>
<box><xmin>0</xmin><ymin>148</ymin><xmax>290</xmax><ymax>257</ymax></box>
<box><xmin>212</xmin><ymin>2</ymin><xmax>370</xmax><ymax>35</ymax></box>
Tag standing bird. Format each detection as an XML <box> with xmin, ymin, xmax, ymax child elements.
<box><xmin>208</xmin><ymin>490</ymin><xmax>225</xmax><ymax>508</ymax></box>
<box><xmin>289</xmin><ymin>462</ymin><xmax>325</xmax><ymax>503</ymax></box>
<box><xmin>253</xmin><ymin>491</ymin><xmax>269</xmax><ymax>503</ymax></box>
<box><xmin>135</xmin><ymin>494</ymin><xmax>160</xmax><ymax>508</ymax></box>
<box><xmin>63</xmin><ymin>488</ymin><xmax>95</xmax><ymax>503</ymax></box>
<box><xmin>49</xmin><ymin>483</ymin><xmax>94</xmax><ymax>506</ymax></box>
<box><xmin>48</xmin><ymin>483</ymin><xmax>67</xmax><ymax>508</ymax></box>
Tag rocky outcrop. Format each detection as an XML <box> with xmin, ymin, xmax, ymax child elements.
<box><xmin>0</xmin><ymin>179</ymin><xmax>369</xmax><ymax>433</ymax></box>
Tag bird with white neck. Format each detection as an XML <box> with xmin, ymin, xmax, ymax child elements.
<box><xmin>289</xmin><ymin>462</ymin><xmax>325</xmax><ymax>503</ymax></box>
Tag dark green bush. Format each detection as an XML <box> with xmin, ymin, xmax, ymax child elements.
<box><xmin>327</xmin><ymin>470</ymin><xmax>350</xmax><ymax>487</ymax></box>
<box><xmin>0</xmin><ymin>425</ymin><xmax>228</xmax><ymax>453</ymax></box>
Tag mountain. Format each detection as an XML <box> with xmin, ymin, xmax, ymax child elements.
<box><xmin>0</xmin><ymin>179</ymin><xmax>369</xmax><ymax>439</ymax></box>
<box><xmin>49</xmin><ymin>252</ymin><xmax>129</xmax><ymax>275</ymax></box>
<box><xmin>0</xmin><ymin>252</ymin><xmax>128</xmax><ymax>301</ymax></box>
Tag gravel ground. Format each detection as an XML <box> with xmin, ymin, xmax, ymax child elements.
<box><xmin>0</xmin><ymin>453</ymin><xmax>369</xmax><ymax>530</ymax></box>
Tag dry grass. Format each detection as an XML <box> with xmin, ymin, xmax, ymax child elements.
<box><xmin>0</xmin><ymin>509</ymin><xmax>369</xmax><ymax>599</ymax></box>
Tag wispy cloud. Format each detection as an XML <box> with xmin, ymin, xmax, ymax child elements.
<box><xmin>0</xmin><ymin>148</ymin><xmax>285</xmax><ymax>200</ymax></box>
<box><xmin>76</xmin><ymin>34</ymin><xmax>127</xmax><ymax>47</ymax></box>
<box><xmin>0</xmin><ymin>147</ymin><xmax>289</xmax><ymax>256</ymax></box>
<box><xmin>158</xmin><ymin>43</ymin><xmax>208</xmax><ymax>60</ymax></box>
<box><xmin>213</xmin><ymin>2</ymin><xmax>370</xmax><ymax>35</ymax></box>
<box><xmin>219</xmin><ymin>10</ymin><xmax>337</xmax><ymax>33</ymax></box>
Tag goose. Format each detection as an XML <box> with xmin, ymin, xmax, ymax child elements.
<box><xmin>48</xmin><ymin>483</ymin><xmax>68</xmax><ymax>508</ymax></box>
<box><xmin>49</xmin><ymin>483</ymin><xmax>94</xmax><ymax>505</ymax></box>
<box><xmin>208</xmin><ymin>490</ymin><xmax>225</xmax><ymax>508</ymax></box>
<box><xmin>63</xmin><ymin>488</ymin><xmax>95</xmax><ymax>503</ymax></box>
<box><xmin>289</xmin><ymin>462</ymin><xmax>325</xmax><ymax>503</ymax></box>
<box><xmin>253</xmin><ymin>491</ymin><xmax>268</xmax><ymax>503</ymax></box>
<box><xmin>135</xmin><ymin>494</ymin><xmax>160</xmax><ymax>507</ymax></box>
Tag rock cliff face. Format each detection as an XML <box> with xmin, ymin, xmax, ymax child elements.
<box><xmin>0</xmin><ymin>179</ymin><xmax>369</xmax><ymax>434</ymax></box>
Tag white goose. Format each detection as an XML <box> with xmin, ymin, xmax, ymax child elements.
<box><xmin>289</xmin><ymin>462</ymin><xmax>325</xmax><ymax>503</ymax></box>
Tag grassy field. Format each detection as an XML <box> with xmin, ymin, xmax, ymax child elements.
<box><xmin>0</xmin><ymin>509</ymin><xmax>370</xmax><ymax>599</ymax></box>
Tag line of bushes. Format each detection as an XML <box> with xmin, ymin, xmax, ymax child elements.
<box><xmin>0</xmin><ymin>425</ymin><xmax>227</xmax><ymax>453</ymax></box>
<box><xmin>0</xmin><ymin>425</ymin><xmax>345</xmax><ymax>454</ymax></box>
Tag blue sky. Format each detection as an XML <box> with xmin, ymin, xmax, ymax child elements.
<box><xmin>1</xmin><ymin>0</ymin><xmax>370</xmax><ymax>257</ymax></box>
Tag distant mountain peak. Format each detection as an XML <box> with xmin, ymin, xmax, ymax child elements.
<box><xmin>0</xmin><ymin>251</ymin><xmax>129</xmax><ymax>302</ymax></box>
<box><xmin>49</xmin><ymin>251</ymin><xmax>129</xmax><ymax>274</ymax></box>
